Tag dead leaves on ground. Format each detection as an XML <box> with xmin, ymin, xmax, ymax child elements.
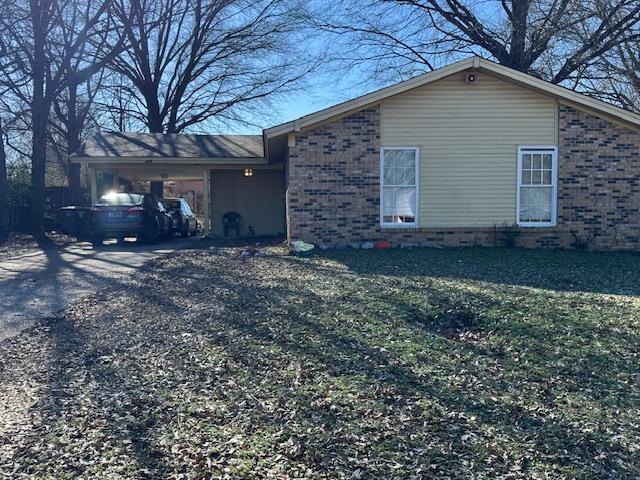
<box><xmin>0</xmin><ymin>246</ymin><xmax>639</xmax><ymax>479</ymax></box>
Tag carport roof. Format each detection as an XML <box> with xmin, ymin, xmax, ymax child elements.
<box><xmin>71</xmin><ymin>132</ymin><xmax>264</xmax><ymax>160</ymax></box>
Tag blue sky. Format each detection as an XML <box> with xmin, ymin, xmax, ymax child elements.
<box><xmin>247</xmin><ymin>58</ymin><xmax>410</xmax><ymax>133</ymax></box>
<box><xmin>261</xmin><ymin>1</ymin><xmax>503</xmax><ymax>131</ymax></box>
<box><xmin>269</xmin><ymin>53</ymin><xmax>377</xmax><ymax>130</ymax></box>
<box><xmin>274</xmin><ymin>86</ymin><xmax>347</xmax><ymax>125</ymax></box>
<box><xmin>228</xmin><ymin>0</ymin><xmax>500</xmax><ymax>134</ymax></box>
<box><xmin>235</xmin><ymin>73</ymin><xmax>371</xmax><ymax>134</ymax></box>
<box><xmin>277</xmin><ymin>90</ymin><xmax>335</xmax><ymax>122</ymax></box>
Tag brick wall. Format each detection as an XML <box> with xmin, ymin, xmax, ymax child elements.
<box><xmin>287</xmin><ymin>107</ymin><xmax>381</xmax><ymax>245</ymax></box>
<box><xmin>552</xmin><ymin>105</ymin><xmax>640</xmax><ymax>250</ymax></box>
<box><xmin>287</xmin><ymin>105</ymin><xmax>640</xmax><ymax>250</ymax></box>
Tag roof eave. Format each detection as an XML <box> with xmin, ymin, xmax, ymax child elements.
<box><xmin>481</xmin><ymin>59</ymin><xmax>640</xmax><ymax>129</ymax></box>
<box><xmin>264</xmin><ymin>57</ymin><xmax>477</xmax><ymax>138</ymax></box>
<box><xmin>70</xmin><ymin>156</ymin><xmax>268</xmax><ymax>164</ymax></box>
<box><xmin>264</xmin><ymin>55</ymin><xmax>640</xmax><ymax>138</ymax></box>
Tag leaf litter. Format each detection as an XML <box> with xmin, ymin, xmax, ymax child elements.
<box><xmin>0</xmin><ymin>246</ymin><xmax>638</xmax><ymax>479</ymax></box>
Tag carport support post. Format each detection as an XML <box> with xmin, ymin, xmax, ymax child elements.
<box><xmin>89</xmin><ymin>167</ymin><xmax>98</xmax><ymax>204</ymax></box>
<box><xmin>150</xmin><ymin>181</ymin><xmax>163</xmax><ymax>197</ymax></box>
<box><xmin>202</xmin><ymin>169</ymin><xmax>211</xmax><ymax>236</ymax></box>
<box><xmin>112</xmin><ymin>171</ymin><xmax>119</xmax><ymax>190</ymax></box>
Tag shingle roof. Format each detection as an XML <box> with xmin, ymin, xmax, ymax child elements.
<box><xmin>73</xmin><ymin>132</ymin><xmax>264</xmax><ymax>159</ymax></box>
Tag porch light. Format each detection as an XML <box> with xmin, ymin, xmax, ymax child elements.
<box><xmin>243</xmin><ymin>168</ymin><xmax>253</xmax><ymax>177</ymax></box>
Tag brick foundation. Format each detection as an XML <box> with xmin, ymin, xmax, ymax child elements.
<box><xmin>286</xmin><ymin>105</ymin><xmax>640</xmax><ymax>250</ymax></box>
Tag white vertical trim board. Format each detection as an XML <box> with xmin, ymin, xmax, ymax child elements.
<box><xmin>516</xmin><ymin>146</ymin><xmax>558</xmax><ymax>227</ymax></box>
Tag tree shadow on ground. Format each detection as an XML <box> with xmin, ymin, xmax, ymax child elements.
<box><xmin>3</xmin><ymin>293</ymin><xmax>181</xmax><ymax>478</ymax></box>
<box><xmin>1</xmin><ymin>248</ymin><xmax>638</xmax><ymax>479</ymax></box>
<box><xmin>310</xmin><ymin>246</ymin><xmax>640</xmax><ymax>296</ymax></box>
<box><xmin>181</xmin><ymin>252</ymin><xmax>638</xmax><ymax>478</ymax></box>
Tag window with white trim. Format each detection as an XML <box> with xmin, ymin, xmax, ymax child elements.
<box><xmin>517</xmin><ymin>147</ymin><xmax>557</xmax><ymax>226</ymax></box>
<box><xmin>381</xmin><ymin>147</ymin><xmax>418</xmax><ymax>226</ymax></box>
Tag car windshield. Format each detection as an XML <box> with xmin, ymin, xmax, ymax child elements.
<box><xmin>96</xmin><ymin>192</ymin><xmax>144</xmax><ymax>206</ymax></box>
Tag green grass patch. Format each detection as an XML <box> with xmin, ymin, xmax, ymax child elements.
<box><xmin>0</xmin><ymin>246</ymin><xmax>638</xmax><ymax>479</ymax></box>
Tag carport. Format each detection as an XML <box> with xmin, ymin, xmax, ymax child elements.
<box><xmin>70</xmin><ymin>132</ymin><xmax>286</xmax><ymax>237</ymax></box>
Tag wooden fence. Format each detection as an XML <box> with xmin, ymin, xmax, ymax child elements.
<box><xmin>9</xmin><ymin>206</ymin><xmax>31</xmax><ymax>233</ymax></box>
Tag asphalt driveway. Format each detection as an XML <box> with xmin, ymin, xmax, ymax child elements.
<box><xmin>0</xmin><ymin>236</ymin><xmax>201</xmax><ymax>341</ymax></box>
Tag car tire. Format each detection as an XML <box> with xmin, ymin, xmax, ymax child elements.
<box><xmin>190</xmin><ymin>221</ymin><xmax>198</xmax><ymax>236</ymax></box>
<box><xmin>181</xmin><ymin>221</ymin><xmax>189</xmax><ymax>238</ymax></box>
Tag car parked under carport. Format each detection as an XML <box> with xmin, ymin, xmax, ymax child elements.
<box><xmin>90</xmin><ymin>192</ymin><xmax>173</xmax><ymax>246</ymax></box>
<box><xmin>69</xmin><ymin>133</ymin><xmax>286</xmax><ymax>240</ymax></box>
<box><xmin>162</xmin><ymin>198</ymin><xmax>199</xmax><ymax>237</ymax></box>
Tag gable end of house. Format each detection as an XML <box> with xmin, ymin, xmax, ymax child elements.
<box><xmin>280</xmin><ymin>59</ymin><xmax>640</xmax><ymax>250</ymax></box>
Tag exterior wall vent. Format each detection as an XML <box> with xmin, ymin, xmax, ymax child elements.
<box><xmin>465</xmin><ymin>71</ymin><xmax>479</xmax><ymax>83</ymax></box>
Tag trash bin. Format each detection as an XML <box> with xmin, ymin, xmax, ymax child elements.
<box><xmin>58</xmin><ymin>206</ymin><xmax>92</xmax><ymax>238</ymax></box>
<box><xmin>75</xmin><ymin>207</ymin><xmax>92</xmax><ymax>239</ymax></box>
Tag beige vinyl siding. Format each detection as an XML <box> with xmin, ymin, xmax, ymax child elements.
<box><xmin>210</xmin><ymin>170</ymin><xmax>285</xmax><ymax>236</ymax></box>
<box><xmin>381</xmin><ymin>71</ymin><xmax>557</xmax><ymax>227</ymax></box>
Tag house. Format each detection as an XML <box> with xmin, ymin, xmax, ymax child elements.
<box><xmin>72</xmin><ymin>56</ymin><xmax>640</xmax><ymax>250</ymax></box>
<box><xmin>72</xmin><ymin>133</ymin><xmax>286</xmax><ymax>238</ymax></box>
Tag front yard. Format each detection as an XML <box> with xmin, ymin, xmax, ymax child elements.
<box><xmin>0</xmin><ymin>246</ymin><xmax>638</xmax><ymax>479</ymax></box>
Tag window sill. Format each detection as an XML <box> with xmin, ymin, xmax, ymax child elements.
<box><xmin>378</xmin><ymin>225</ymin><xmax>562</xmax><ymax>233</ymax></box>
<box><xmin>517</xmin><ymin>222</ymin><xmax>557</xmax><ymax>228</ymax></box>
<box><xmin>380</xmin><ymin>223</ymin><xmax>418</xmax><ymax>229</ymax></box>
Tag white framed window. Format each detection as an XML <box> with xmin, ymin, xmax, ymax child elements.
<box><xmin>517</xmin><ymin>146</ymin><xmax>558</xmax><ymax>227</ymax></box>
<box><xmin>380</xmin><ymin>147</ymin><xmax>419</xmax><ymax>227</ymax></box>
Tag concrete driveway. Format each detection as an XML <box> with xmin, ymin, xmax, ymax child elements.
<box><xmin>0</xmin><ymin>236</ymin><xmax>201</xmax><ymax>342</ymax></box>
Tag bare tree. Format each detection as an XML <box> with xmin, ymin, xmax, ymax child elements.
<box><xmin>46</xmin><ymin>0</ymin><xmax>120</xmax><ymax>205</ymax></box>
<box><xmin>0</xmin><ymin>0</ymin><xmax>123</xmax><ymax>235</ymax></box>
<box><xmin>0</xmin><ymin>117</ymin><xmax>8</xmax><ymax>243</ymax></box>
<box><xmin>50</xmin><ymin>73</ymin><xmax>106</xmax><ymax>205</ymax></box>
<box><xmin>108</xmin><ymin>0</ymin><xmax>312</xmax><ymax>194</ymax></box>
<box><xmin>96</xmin><ymin>72</ymin><xmax>139</xmax><ymax>132</ymax></box>
<box><xmin>110</xmin><ymin>0</ymin><xmax>313</xmax><ymax>133</ymax></box>
<box><xmin>587</xmin><ymin>40</ymin><xmax>640</xmax><ymax>111</ymax></box>
<box><xmin>314</xmin><ymin>0</ymin><xmax>640</xmax><ymax>90</ymax></box>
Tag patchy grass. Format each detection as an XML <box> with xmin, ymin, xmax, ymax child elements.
<box><xmin>0</xmin><ymin>246</ymin><xmax>638</xmax><ymax>479</ymax></box>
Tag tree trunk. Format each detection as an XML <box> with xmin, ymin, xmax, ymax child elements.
<box><xmin>30</xmin><ymin>104</ymin><xmax>48</xmax><ymax>235</ymax></box>
<box><xmin>509</xmin><ymin>0</ymin><xmax>530</xmax><ymax>71</ymax></box>
<box><xmin>66</xmin><ymin>128</ymin><xmax>82</xmax><ymax>205</ymax></box>
<box><xmin>30</xmin><ymin>1</ymin><xmax>48</xmax><ymax>237</ymax></box>
<box><xmin>67</xmin><ymin>163</ymin><xmax>82</xmax><ymax>204</ymax></box>
<box><xmin>0</xmin><ymin>120</ymin><xmax>8</xmax><ymax>244</ymax></box>
<box><xmin>66</xmin><ymin>84</ymin><xmax>83</xmax><ymax>205</ymax></box>
<box><xmin>148</xmin><ymin>109</ymin><xmax>163</xmax><ymax>197</ymax></box>
<box><xmin>150</xmin><ymin>181</ymin><xmax>163</xmax><ymax>197</ymax></box>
